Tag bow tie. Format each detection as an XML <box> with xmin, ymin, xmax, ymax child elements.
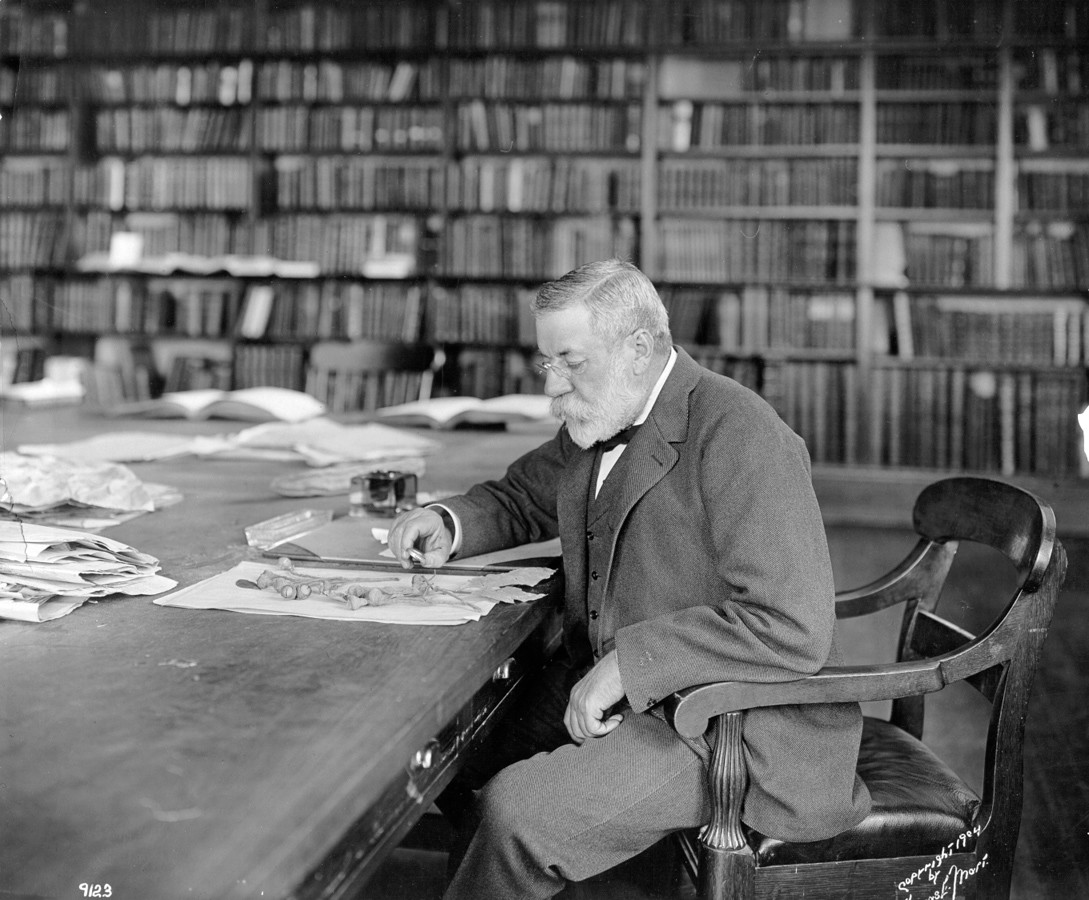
<box><xmin>596</xmin><ymin>423</ymin><xmax>640</xmax><ymax>452</ymax></box>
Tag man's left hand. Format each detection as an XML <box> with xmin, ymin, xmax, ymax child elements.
<box><xmin>564</xmin><ymin>650</ymin><xmax>626</xmax><ymax>744</ymax></box>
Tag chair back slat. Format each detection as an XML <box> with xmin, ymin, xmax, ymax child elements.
<box><xmin>907</xmin><ymin>610</ymin><xmax>1009</xmax><ymax>701</ymax></box>
<box><xmin>913</xmin><ymin>477</ymin><xmax>1055</xmax><ymax>592</ymax></box>
<box><xmin>305</xmin><ymin>340</ymin><xmax>437</xmax><ymax>413</ymax></box>
<box><xmin>908</xmin><ymin>609</ymin><xmax>975</xmax><ymax>661</ymax></box>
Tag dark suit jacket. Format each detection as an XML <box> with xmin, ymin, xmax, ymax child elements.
<box><xmin>444</xmin><ymin>347</ymin><xmax>870</xmax><ymax>841</ymax></box>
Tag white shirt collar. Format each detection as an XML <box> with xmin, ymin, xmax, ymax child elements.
<box><xmin>633</xmin><ymin>347</ymin><xmax>677</xmax><ymax>426</ymax></box>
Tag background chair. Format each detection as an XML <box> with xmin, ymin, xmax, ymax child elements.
<box><xmin>305</xmin><ymin>339</ymin><xmax>443</xmax><ymax>414</ymax></box>
<box><xmin>666</xmin><ymin>476</ymin><xmax>1067</xmax><ymax>900</ymax></box>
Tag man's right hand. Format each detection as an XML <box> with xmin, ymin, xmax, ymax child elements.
<box><xmin>386</xmin><ymin>507</ymin><xmax>453</xmax><ymax>569</ymax></box>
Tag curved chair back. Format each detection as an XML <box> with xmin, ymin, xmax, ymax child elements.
<box><xmin>305</xmin><ymin>340</ymin><xmax>439</xmax><ymax>413</ymax></box>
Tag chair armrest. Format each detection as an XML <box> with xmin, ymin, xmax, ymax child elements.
<box><xmin>834</xmin><ymin>538</ymin><xmax>956</xmax><ymax>619</ymax></box>
<box><xmin>665</xmin><ymin>658</ymin><xmax>949</xmax><ymax>739</ymax></box>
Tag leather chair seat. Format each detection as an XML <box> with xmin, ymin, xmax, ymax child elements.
<box><xmin>747</xmin><ymin>716</ymin><xmax>982</xmax><ymax>865</ymax></box>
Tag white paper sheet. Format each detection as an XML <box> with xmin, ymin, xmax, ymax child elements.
<box><xmin>154</xmin><ymin>560</ymin><xmax>550</xmax><ymax>625</ymax></box>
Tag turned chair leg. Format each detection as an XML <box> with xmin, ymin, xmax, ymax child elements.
<box><xmin>698</xmin><ymin>712</ymin><xmax>756</xmax><ymax>900</ymax></box>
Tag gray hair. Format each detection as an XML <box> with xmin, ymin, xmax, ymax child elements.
<box><xmin>531</xmin><ymin>259</ymin><xmax>672</xmax><ymax>353</ymax></box>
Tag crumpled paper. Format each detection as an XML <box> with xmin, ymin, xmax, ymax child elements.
<box><xmin>0</xmin><ymin>451</ymin><xmax>154</xmax><ymax>514</ymax></box>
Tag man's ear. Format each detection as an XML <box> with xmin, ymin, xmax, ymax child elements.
<box><xmin>630</xmin><ymin>329</ymin><xmax>655</xmax><ymax>374</ymax></box>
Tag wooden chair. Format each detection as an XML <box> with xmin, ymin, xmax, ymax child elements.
<box><xmin>666</xmin><ymin>476</ymin><xmax>1067</xmax><ymax>900</ymax></box>
<box><xmin>304</xmin><ymin>340</ymin><xmax>442</xmax><ymax>414</ymax></box>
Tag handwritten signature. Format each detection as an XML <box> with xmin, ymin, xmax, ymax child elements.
<box><xmin>897</xmin><ymin>826</ymin><xmax>987</xmax><ymax>899</ymax></box>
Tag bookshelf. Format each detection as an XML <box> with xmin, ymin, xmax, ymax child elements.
<box><xmin>1</xmin><ymin>0</ymin><xmax>1086</xmax><ymax>478</ymax></box>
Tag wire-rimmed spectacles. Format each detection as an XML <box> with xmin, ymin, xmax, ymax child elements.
<box><xmin>532</xmin><ymin>354</ymin><xmax>590</xmax><ymax>380</ymax></box>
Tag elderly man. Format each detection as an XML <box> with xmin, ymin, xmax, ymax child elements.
<box><xmin>388</xmin><ymin>259</ymin><xmax>870</xmax><ymax>899</ymax></box>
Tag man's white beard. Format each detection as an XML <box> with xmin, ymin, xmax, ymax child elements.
<box><xmin>550</xmin><ymin>361</ymin><xmax>647</xmax><ymax>449</ymax></box>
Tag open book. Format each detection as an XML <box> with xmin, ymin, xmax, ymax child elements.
<box><xmin>104</xmin><ymin>387</ymin><xmax>327</xmax><ymax>423</ymax></box>
<box><xmin>376</xmin><ymin>394</ymin><xmax>556</xmax><ymax>430</ymax></box>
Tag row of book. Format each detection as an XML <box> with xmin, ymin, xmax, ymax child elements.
<box><xmin>253</xmin><ymin>57</ymin><xmax>648</xmax><ymax>104</ymax></box>
<box><xmin>37</xmin><ymin>278</ymin><xmax>244</xmax><ymax>339</ymax></box>
<box><xmin>1010</xmin><ymin>1</ymin><xmax>1087</xmax><ymax>41</ymax></box>
<box><xmin>871</xmin><ymin>0</ymin><xmax>1003</xmax><ymax>41</ymax></box>
<box><xmin>0</xmin><ymin>67</ymin><xmax>65</xmax><ymax>104</ymax></box>
<box><xmin>0</xmin><ymin>213</ymin><xmax>67</xmax><ymax>268</ymax></box>
<box><xmin>666</xmin><ymin>57</ymin><xmax>860</xmax><ymax>95</ymax></box>
<box><xmin>5</xmin><ymin>2</ymin><xmax>1086</xmax><ymax>60</ymax></box>
<box><xmin>1008</xmin><ymin>224</ymin><xmax>1089</xmax><ymax>292</ymax></box>
<box><xmin>99</xmin><ymin>213</ymin><xmax>255</xmax><ymax>261</ymax></box>
<box><xmin>0</xmin><ymin>7</ymin><xmax>67</xmax><ymax>57</ymax></box>
<box><xmin>72</xmin><ymin>157</ymin><xmax>255</xmax><ymax>212</ymax></box>
<box><xmin>34</xmin><ymin>51</ymin><xmax>1085</xmax><ymax>111</ymax></box>
<box><xmin>274</xmin><ymin>156</ymin><xmax>446</xmax><ymax>212</ymax></box>
<box><xmin>764</xmin><ymin>360</ymin><xmax>859</xmax><ymax>465</ymax></box>
<box><xmin>761</xmin><ymin>358</ymin><xmax>1087</xmax><ymax>476</ymax></box>
<box><xmin>0</xmin><ymin>110</ymin><xmax>70</xmax><ymax>153</ymax></box>
<box><xmin>256</xmin><ymin>106</ymin><xmax>445</xmax><ymax>154</ymax></box>
<box><xmin>658</xmin><ymin>0</ymin><xmax>852</xmax><ymax>45</ymax></box>
<box><xmin>232</xmin><ymin>341</ymin><xmax>307</xmax><ymax>391</ymax></box>
<box><xmin>657</xmin><ymin>219</ymin><xmax>856</xmax><ymax>284</ymax></box>
<box><xmin>435</xmin><ymin>215</ymin><xmax>638</xmax><ymax>280</ymax></box>
<box><xmin>83</xmin><ymin>61</ymin><xmax>254</xmax><ymax>107</ymax></box>
<box><xmin>661</xmin><ymin>285</ymin><xmax>856</xmax><ymax>352</ymax></box>
<box><xmin>457</xmin><ymin>101</ymin><xmax>643</xmax><ymax>154</ymax></box>
<box><xmin>875</xmin><ymin>161</ymin><xmax>995</xmax><ymax>210</ymax></box>
<box><xmin>1015</xmin><ymin>49</ymin><xmax>1086</xmax><ymax>96</ymax></box>
<box><xmin>451</xmin><ymin>348</ymin><xmax>545</xmax><ymax>400</ymax></box>
<box><xmin>447</xmin><ymin>57</ymin><xmax>646</xmax><ymax>102</ymax></box>
<box><xmin>877</xmin><ymin>292</ymin><xmax>1087</xmax><ymax>365</ymax></box>
<box><xmin>1018</xmin><ymin>170</ymin><xmax>1089</xmax><ymax>212</ymax></box>
<box><xmin>902</xmin><ymin>228</ymin><xmax>997</xmax><ymax>289</ymax></box>
<box><xmin>257</xmin><ymin>60</ymin><xmax>440</xmax><ymax>104</ymax></box>
<box><xmin>95</xmin><ymin>109</ymin><xmax>252</xmax><ymax>154</ymax></box>
<box><xmin>876</xmin><ymin>103</ymin><xmax>998</xmax><ymax>146</ymax></box>
<box><xmin>71</xmin><ymin>6</ymin><xmax>251</xmax><ymax>56</ymax></box>
<box><xmin>2</xmin><ymin>210</ymin><xmax>410</xmax><ymax>276</ymax></box>
<box><xmin>661</xmin><ymin>102</ymin><xmax>860</xmax><ymax>152</ymax></box>
<box><xmin>2</xmin><ymin>273</ymin><xmax>861</xmax><ymax>356</ymax></box>
<box><xmin>0</xmin><ymin>159</ymin><xmax>69</xmax><ymax>207</ymax></box>
<box><xmin>1015</xmin><ymin>102</ymin><xmax>1089</xmax><ymax>151</ymax></box>
<box><xmin>444</xmin><ymin>0</ymin><xmax>647</xmax><ymax>49</ymax></box>
<box><xmin>444</xmin><ymin>157</ymin><xmax>642</xmax><ymax>215</ymax></box>
<box><xmin>14</xmin><ymin>153</ymin><xmax>1087</xmax><ymax>220</ymax></box>
<box><xmin>254</xmin><ymin>214</ymin><xmax>420</xmax><ymax>274</ymax></box>
<box><xmin>864</xmin><ymin>364</ymin><xmax>1086</xmax><ymax>476</ymax></box>
<box><xmin>426</xmin><ymin>285</ymin><xmax>538</xmax><ymax>347</ymax></box>
<box><xmin>237</xmin><ymin>281</ymin><xmax>425</xmax><ymax>344</ymax></box>
<box><xmin>658</xmin><ymin>158</ymin><xmax>857</xmax><ymax>209</ymax></box>
<box><xmin>874</xmin><ymin>55</ymin><xmax>999</xmax><ymax>92</ymax></box>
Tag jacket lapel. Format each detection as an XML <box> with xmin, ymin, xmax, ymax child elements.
<box><xmin>595</xmin><ymin>351</ymin><xmax>699</xmax><ymax>595</ymax></box>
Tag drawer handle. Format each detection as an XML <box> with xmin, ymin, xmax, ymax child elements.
<box><xmin>492</xmin><ymin>657</ymin><xmax>518</xmax><ymax>683</ymax></box>
<box><xmin>410</xmin><ymin>739</ymin><xmax>440</xmax><ymax>772</ymax></box>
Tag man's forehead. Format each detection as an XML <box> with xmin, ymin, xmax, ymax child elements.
<box><xmin>535</xmin><ymin>306</ymin><xmax>599</xmax><ymax>355</ymax></box>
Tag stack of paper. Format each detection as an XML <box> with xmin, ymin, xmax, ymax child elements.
<box><xmin>0</xmin><ymin>521</ymin><xmax>177</xmax><ymax>622</ymax></box>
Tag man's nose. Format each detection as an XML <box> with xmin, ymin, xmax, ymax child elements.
<box><xmin>544</xmin><ymin>369</ymin><xmax>572</xmax><ymax>397</ymax></box>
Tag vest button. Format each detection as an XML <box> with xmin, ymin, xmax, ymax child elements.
<box><xmin>589</xmin><ymin>610</ymin><xmax>599</xmax><ymax>620</ymax></box>
<box><xmin>586</xmin><ymin>530</ymin><xmax>594</xmax><ymax>540</ymax></box>
<box><xmin>590</xmin><ymin>571</ymin><xmax>599</xmax><ymax>580</ymax></box>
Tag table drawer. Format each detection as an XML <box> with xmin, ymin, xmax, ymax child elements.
<box><xmin>291</xmin><ymin>618</ymin><xmax>559</xmax><ymax>900</ymax></box>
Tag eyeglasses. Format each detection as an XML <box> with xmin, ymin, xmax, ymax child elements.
<box><xmin>532</xmin><ymin>354</ymin><xmax>590</xmax><ymax>380</ymax></box>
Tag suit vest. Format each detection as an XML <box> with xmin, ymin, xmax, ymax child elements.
<box><xmin>582</xmin><ymin>448</ymin><xmax>631</xmax><ymax>661</ymax></box>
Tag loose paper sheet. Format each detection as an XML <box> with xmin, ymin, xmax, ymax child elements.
<box><xmin>154</xmin><ymin>560</ymin><xmax>553</xmax><ymax>625</ymax></box>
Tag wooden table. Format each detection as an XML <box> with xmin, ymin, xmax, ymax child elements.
<box><xmin>0</xmin><ymin>406</ymin><xmax>561</xmax><ymax>900</ymax></box>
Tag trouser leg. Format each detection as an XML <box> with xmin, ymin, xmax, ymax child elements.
<box><xmin>442</xmin><ymin>699</ymin><xmax>710</xmax><ymax>900</ymax></box>
<box><xmin>437</xmin><ymin>658</ymin><xmax>576</xmax><ymax>877</ymax></box>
